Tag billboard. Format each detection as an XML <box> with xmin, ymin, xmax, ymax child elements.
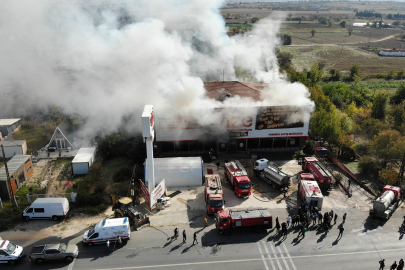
<box><xmin>140</xmin><ymin>179</ymin><xmax>166</xmax><ymax>210</ymax></box>
<box><xmin>155</xmin><ymin>106</ymin><xmax>310</xmax><ymax>142</ymax></box>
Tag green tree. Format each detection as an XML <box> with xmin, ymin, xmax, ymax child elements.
<box><xmin>390</xmin><ymin>81</ymin><xmax>405</xmax><ymax>105</ymax></box>
<box><xmin>307</xmin><ymin>62</ymin><xmax>323</xmax><ymax>87</ymax></box>
<box><xmin>347</xmin><ymin>26</ymin><xmax>353</xmax><ymax>36</ymax></box>
<box><xmin>371</xmin><ymin>129</ymin><xmax>405</xmax><ymax>167</ymax></box>
<box><xmin>251</xmin><ymin>17</ymin><xmax>259</xmax><ymax>23</ymax></box>
<box><xmin>371</xmin><ymin>91</ymin><xmax>388</xmax><ymax>119</ymax></box>
<box><xmin>311</xmin><ymin>29</ymin><xmax>316</xmax><ymax>37</ymax></box>
<box><xmin>340</xmin><ymin>20</ymin><xmax>347</xmax><ymax>28</ymax></box>
<box><xmin>328</xmin><ymin>20</ymin><xmax>334</xmax><ymax>27</ymax></box>
<box><xmin>277</xmin><ymin>50</ymin><xmax>293</xmax><ymax>69</ymax></box>
<box><xmin>379</xmin><ymin>167</ymin><xmax>399</xmax><ymax>185</ymax></box>
<box><xmin>319</xmin><ymin>18</ymin><xmax>328</xmax><ymax>25</ymax></box>
<box><xmin>386</xmin><ymin>69</ymin><xmax>396</xmax><ymax>80</ymax></box>
<box><xmin>350</xmin><ymin>64</ymin><xmax>361</xmax><ymax>80</ymax></box>
<box><xmin>329</xmin><ymin>68</ymin><xmax>341</xmax><ymax>81</ymax></box>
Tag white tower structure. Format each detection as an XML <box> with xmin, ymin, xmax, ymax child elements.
<box><xmin>142</xmin><ymin>105</ymin><xmax>155</xmax><ymax>193</ymax></box>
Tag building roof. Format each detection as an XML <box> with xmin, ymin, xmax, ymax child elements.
<box><xmin>204</xmin><ymin>81</ymin><xmax>266</xmax><ymax>102</ymax></box>
<box><xmin>48</xmin><ymin>118</ymin><xmax>78</xmax><ymax>150</ymax></box>
<box><xmin>72</xmin><ymin>147</ymin><xmax>96</xmax><ymax>163</ymax></box>
<box><xmin>0</xmin><ymin>155</ymin><xmax>31</xmax><ymax>181</ymax></box>
<box><xmin>0</xmin><ymin>140</ymin><xmax>26</xmax><ymax>147</ymax></box>
<box><xmin>380</xmin><ymin>50</ymin><xmax>405</xmax><ymax>52</ymax></box>
<box><xmin>0</xmin><ymin>119</ymin><xmax>21</xmax><ymax>126</ymax></box>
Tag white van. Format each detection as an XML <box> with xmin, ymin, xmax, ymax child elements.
<box><xmin>22</xmin><ymin>198</ymin><xmax>69</xmax><ymax>221</ymax></box>
<box><xmin>82</xmin><ymin>218</ymin><xmax>131</xmax><ymax>247</ymax></box>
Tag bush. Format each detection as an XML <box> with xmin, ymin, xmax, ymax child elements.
<box><xmin>113</xmin><ymin>167</ymin><xmax>133</xmax><ymax>183</ymax></box>
<box><xmin>329</xmin><ymin>68</ymin><xmax>341</xmax><ymax>81</ymax></box>
<box><xmin>340</xmin><ymin>146</ymin><xmax>357</xmax><ymax>161</ymax></box>
<box><xmin>302</xmin><ymin>141</ymin><xmax>315</xmax><ymax>156</ymax></box>
<box><xmin>333</xmin><ymin>173</ymin><xmax>343</xmax><ymax>183</ymax></box>
<box><xmin>76</xmin><ymin>190</ymin><xmax>104</xmax><ymax>206</ymax></box>
<box><xmin>340</xmin><ymin>20</ymin><xmax>347</xmax><ymax>28</ymax></box>
<box><xmin>387</xmin><ymin>69</ymin><xmax>396</xmax><ymax>80</ymax></box>
<box><xmin>78</xmin><ymin>204</ymin><xmax>106</xmax><ymax>215</ymax></box>
<box><xmin>354</xmin><ymin>143</ymin><xmax>370</xmax><ymax>156</ymax></box>
<box><xmin>358</xmin><ymin>155</ymin><xmax>380</xmax><ymax>175</ymax></box>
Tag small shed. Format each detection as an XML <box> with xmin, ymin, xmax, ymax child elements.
<box><xmin>0</xmin><ymin>155</ymin><xmax>33</xmax><ymax>200</ymax></box>
<box><xmin>144</xmin><ymin>157</ymin><xmax>203</xmax><ymax>187</ymax></box>
<box><xmin>71</xmin><ymin>147</ymin><xmax>96</xmax><ymax>175</ymax></box>
<box><xmin>0</xmin><ymin>140</ymin><xmax>27</xmax><ymax>158</ymax></box>
<box><xmin>0</xmin><ymin>119</ymin><xmax>21</xmax><ymax>139</ymax></box>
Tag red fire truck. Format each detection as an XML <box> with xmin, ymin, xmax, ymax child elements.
<box><xmin>298</xmin><ymin>157</ymin><xmax>332</xmax><ymax>190</ymax></box>
<box><xmin>224</xmin><ymin>160</ymin><xmax>252</xmax><ymax>197</ymax></box>
<box><xmin>205</xmin><ymin>174</ymin><xmax>225</xmax><ymax>215</ymax></box>
<box><xmin>300</xmin><ymin>173</ymin><xmax>315</xmax><ymax>182</ymax></box>
<box><xmin>214</xmin><ymin>209</ymin><xmax>272</xmax><ymax>235</ymax></box>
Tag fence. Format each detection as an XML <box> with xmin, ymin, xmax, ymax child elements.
<box><xmin>26</xmin><ymin>192</ymin><xmax>77</xmax><ymax>204</ymax></box>
<box><xmin>329</xmin><ymin>155</ymin><xmax>376</xmax><ymax>196</ymax></box>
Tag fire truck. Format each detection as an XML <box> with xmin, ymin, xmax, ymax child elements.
<box><xmin>300</xmin><ymin>173</ymin><xmax>315</xmax><ymax>182</ymax></box>
<box><xmin>224</xmin><ymin>160</ymin><xmax>252</xmax><ymax>197</ymax></box>
<box><xmin>205</xmin><ymin>174</ymin><xmax>225</xmax><ymax>215</ymax></box>
<box><xmin>315</xmin><ymin>147</ymin><xmax>328</xmax><ymax>159</ymax></box>
<box><xmin>299</xmin><ymin>180</ymin><xmax>324</xmax><ymax>210</ymax></box>
<box><xmin>298</xmin><ymin>157</ymin><xmax>332</xmax><ymax>190</ymax></box>
<box><xmin>214</xmin><ymin>209</ymin><xmax>272</xmax><ymax>235</ymax></box>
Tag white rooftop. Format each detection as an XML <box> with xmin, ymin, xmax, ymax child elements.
<box><xmin>0</xmin><ymin>119</ymin><xmax>21</xmax><ymax>126</ymax></box>
<box><xmin>72</xmin><ymin>147</ymin><xmax>96</xmax><ymax>163</ymax></box>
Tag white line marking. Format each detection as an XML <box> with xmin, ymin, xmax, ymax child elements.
<box><xmin>257</xmin><ymin>242</ymin><xmax>270</xmax><ymax>270</ymax></box>
<box><xmin>282</xmin><ymin>243</ymin><xmax>297</xmax><ymax>270</ymax></box>
<box><xmin>269</xmin><ymin>241</ymin><xmax>283</xmax><ymax>270</ymax></box>
<box><xmin>88</xmin><ymin>247</ymin><xmax>405</xmax><ymax>270</ymax></box>
<box><xmin>277</xmin><ymin>245</ymin><xmax>290</xmax><ymax>270</ymax></box>
<box><xmin>262</xmin><ymin>241</ymin><xmax>276</xmax><ymax>270</ymax></box>
<box><xmin>67</xmin><ymin>258</ymin><xmax>76</xmax><ymax>270</ymax></box>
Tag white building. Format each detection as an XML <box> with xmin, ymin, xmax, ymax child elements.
<box><xmin>0</xmin><ymin>140</ymin><xmax>27</xmax><ymax>158</ymax></box>
<box><xmin>379</xmin><ymin>50</ymin><xmax>405</xmax><ymax>57</ymax></box>
<box><xmin>71</xmin><ymin>147</ymin><xmax>96</xmax><ymax>175</ymax></box>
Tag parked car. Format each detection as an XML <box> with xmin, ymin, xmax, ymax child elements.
<box><xmin>22</xmin><ymin>198</ymin><xmax>69</xmax><ymax>221</ymax></box>
<box><xmin>29</xmin><ymin>243</ymin><xmax>78</xmax><ymax>264</ymax></box>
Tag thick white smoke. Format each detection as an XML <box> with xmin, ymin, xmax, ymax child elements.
<box><xmin>0</xmin><ymin>0</ymin><xmax>313</xmax><ymax>138</ymax></box>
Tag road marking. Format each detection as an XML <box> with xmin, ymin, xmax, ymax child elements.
<box><xmin>257</xmin><ymin>242</ymin><xmax>270</xmax><ymax>270</ymax></box>
<box><xmin>88</xmin><ymin>247</ymin><xmax>405</xmax><ymax>270</ymax></box>
<box><xmin>282</xmin><ymin>243</ymin><xmax>297</xmax><ymax>270</ymax></box>
<box><xmin>67</xmin><ymin>258</ymin><xmax>76</xmax><ymax>270</ymax></box>
<box><xmin>262</xmin><ymin>241</ymin><xmax>276</xmax><ymax>270</ymax></box>
<box><xmin>269</xmin><ymin>241</ymin><xmax>283</xmax><ymax>270</ymax></box>
<box><xmin>277</xmin><ymin>245</ymin><xmax>290</xmax><ymax>270</ymax></box>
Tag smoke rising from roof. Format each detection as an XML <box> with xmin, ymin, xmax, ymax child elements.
<box><xmin>0</xmin><ymin>0</ymin><xmax>313</xmax><ymax>138</ymax></box>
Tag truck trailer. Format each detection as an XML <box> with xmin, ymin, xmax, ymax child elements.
<box><xmin>214</xmin><ymin>209</ymin><xmax>272</xmax><ymax>235</ymax></box>
<box><xmin>254</xmin><ymin>158</ymin><xmax>290</xmax><ymax>189</ymax></box>
<box><xmin>298</xmin><ymin>157</ymin><xmax>332</xmax><ymax>190</ymax></box>
<box><xmin>224</xmin><ymin>160</ymin><xmax>252</xmax><ymax>197</ymax></box>
<box><xmin>205</xmin><ymin>174</ymin><xmax>225</xmax><ymax>215</ymax></box>
<box><xmin>370</xmin><ymin>185</ymin><xmax>401</xmax><ymax>220</ymax></box>
<box><xmin>299</xmin><ymin>180</ymin><xmax>323</xmax><ymax>210</ymax></box>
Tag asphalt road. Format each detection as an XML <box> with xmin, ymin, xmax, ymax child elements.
<box><xmin>3</xmin><ymin>208</ymin><xmax>405</xmax><ymax>270</ymax></box>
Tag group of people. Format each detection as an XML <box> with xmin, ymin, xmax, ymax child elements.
<box><xmin>274</xmin><ymin>206</ymin><xmax>347</xmax><ymax>240</ymax></box>
<box><xmin>173</xmin><ymin>228</ymin><xmax>199</xmax><ymax>245</ymax></box>
<box><xmin>379</xmin><ymin>258</ymin><xmax>404</xmax><ymax>270</ymax></box>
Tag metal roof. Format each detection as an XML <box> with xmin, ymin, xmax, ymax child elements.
<box><xmin>0</xmin><ymin>119</ymin><xmax>21</xmax><ymax>126</ymax></box>
<box><xmin>0</xmin><ymin>155</ymin><xmax>31</xmax><ymax>181</ymax></box>
<box><xmin>72</xmin><ymin>147</ymin><xmax>96</xmax><ymax>163</ymax></box>
<box><xmin>0</xmin><ymin>140</ymin><xmax>26</xmax><ymax>146</ymax></box>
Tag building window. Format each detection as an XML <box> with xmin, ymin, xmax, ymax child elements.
<box><xmin>27</xmin><ymin>166</ymin><xmax>32</xmax><ymax>172</ymax></box>
<box><xmin>25</xmin><ymin>159</ymin><xmax>30</xmax><ymax>165</ymax></box>
<box><xmin>18</xmin><ymin>172</ymin><xmax>25</xmax><ymax>187</ymax></box>
<box><xmin>14</xmin><ymin>178</ymin><xmax>19</xmax><ymax>189</ymax></box>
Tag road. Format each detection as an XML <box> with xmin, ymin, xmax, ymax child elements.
<box><xmin>3</xmin><ymin>207</ymin><xmax>405</xmax><ymax>270</ymax></box>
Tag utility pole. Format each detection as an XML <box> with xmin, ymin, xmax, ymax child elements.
<box><xmin>1</xmin><ymin>145</ymin><xmax>16</xmax><ymax>213</ymax></box>
<box><xmin>398</xmin><ymin>152</ymin><xmax>405</xmax><ymax>187</ymax></box>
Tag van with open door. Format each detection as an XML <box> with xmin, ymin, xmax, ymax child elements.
<box><xmin>22</xmin><ymin>198</ymin><xmax>69</xmax><ymax>221</ymax></box>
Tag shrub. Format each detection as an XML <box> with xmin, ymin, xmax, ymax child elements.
<box><xmin>333</xmin><ymin>173</ymin><xmax>343</xmax><ymax>183</ymax></box>
<box><xmin>113</xmin><ymin>167</ymin><xmax>133</xmax><ymax>183</ymax></box>
<box><xmin>386</xmin><ymin>69</ymin><xmax>396</xmax><ymax>80</ymax></box>
<box><xmin>302</xmin><ymin>141</ymin><xmax>315</xmax><ymax>156</ymax></box>
<box><xmin>354</xmin><ymin>143</ymin><xmax>370</xmax><ymax>156</ymax></box>
<box><xmin>358</xmin><ymin>155</ymin><xmax>380</xmax><ymax>175</ymax></box>
<box><xmin>329</xmin><ymin>68</ymin><xmax>341</xmax><ymax>81</ymax></box>
<box><xmin>311</xmin><ymin>29</ymin><xmax>316</xmax><ymax>37</ymax></box>
<box><xmin>340</xmin><ymin>20</ymin><xmax>347</xmax><ymax>28</ymax></box>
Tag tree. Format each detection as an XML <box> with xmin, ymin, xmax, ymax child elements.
<box><xmin>329</xmin><ymin>68</ymin><xmax>341</xmax><ymax>81</ymax></box>
<box><xmin>393</xmin><ymin>20</ymin><xmax>401</xmax><ymax>26</ymax></box>
<box><xmin>387</xmin><ymin>69</ymin><xmax>396</xmax><ymax>80</ymax></box>
<box><xmin>390</xmin><ymin>81</ymin><xmax>405</xmax><ymax>105</ymax></box>
<box><xmin>277</xmin><ymin>50</ymin><xmax>293</xmax><ymax>69</ymax></box>
<box><xmin>371</xmin><ymin>129</ymin><xmax>405</xmax><ymax>166</ymax></box>
<box><xmin>311</xmin><ymin>29</ymin><xmax>316</xmax><ymax>37</ymax></box>
<box><xmin>350</xmin><ymin>64</ymin><xmax>361</xmax><ymax>80</ymax></box>
<box><xmin>328</xmin><ymin>20</ymin><xmax>334</xmax><ymax>27</ymax></box>
<box><xmin>319</xmin><ymin>18</ymin><xmax>328</xmax><ymax>25</ymax></box>
<box><xmin>371</xmin><ymin>91</ymin><xmax>388</xmax><ymax>119</ymax></box>
<box><xmin>251</xmin><ymin>17</ymin><xmax>259</xmax><ymax>23</ymax></box>
<box><xmin>347</xmin><ymin>26</ymin><xmax>353</xmax><ymax>36</ymax></box>
<box><xmin>340</xmin><ymin>20</ymin><xmax>347</xmax><ymax>28</ymax></box>
<box><xmin>379</xmin><ymin>167</ymin><xmax>399</xmax><ymax>185</ymax></box>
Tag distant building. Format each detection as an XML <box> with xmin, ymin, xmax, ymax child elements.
<box><xmin>0</xmin><ymin>155</ymin><xmax>33</xmax><ymax>201</ymax></box>
<box><xmin>0</xmin><ymin>119</ymin><xmax>21</xmax><ymax>140</ymax></box>
<box><xmin>0</xmin><ymin>140</ymin><xmax>27</xmax><ymax>158</ymax></box>
<box><xmin>47</xmin><ymin>119</ymin><xmax>77</xmax><ymax>151</ymax></box>
<box><xmin>379</xmin><ymin>50</ymin><xmax>405</xmax><ymax>57</ymax></box>
<box><xmin>71</xmin><ymin>147</ymin><xmax>96</xmax><ymax>175</ymax></box>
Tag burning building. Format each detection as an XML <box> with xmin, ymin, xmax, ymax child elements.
<box><xmin>154</xmin><ymin>81</ymin><xmax>311</xmax><ymax>155</ymax></box>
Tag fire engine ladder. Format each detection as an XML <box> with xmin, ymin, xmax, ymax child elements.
<box><xmin>235</xmin><ymin>160</ymin><xmax>247</xmax><ymax>175</ymax></box>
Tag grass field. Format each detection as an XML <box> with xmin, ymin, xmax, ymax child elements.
<box><xmin>279</xmin><ymin>44</ymin><xmax>405</xmax><ymax>75</ymax></box>
<box><xmin>12</xmin><ymin>123</ymin><xmax>56</xmax><ymax>153</ymax></box>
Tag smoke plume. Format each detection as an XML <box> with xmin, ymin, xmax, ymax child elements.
<box><xmin>0</xmin><ymin>0</ymin><xmax>313</xmax><ymax>138</ymax></box>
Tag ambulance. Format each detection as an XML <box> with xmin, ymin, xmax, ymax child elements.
<box><xmin>82</xmin><ymin>218</ymin><xmax>131</xmax><ymax>246</ymax></box>
<box><xmin>0</xmin><ymin>238</ymin><xmax>26</xmax><ymax>265</ymax></box>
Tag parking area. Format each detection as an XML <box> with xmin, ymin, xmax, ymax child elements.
<box><xmin>147</xmin><ymin>157</ymin><xmax>375</xmax><ymax>227</ymax></box>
